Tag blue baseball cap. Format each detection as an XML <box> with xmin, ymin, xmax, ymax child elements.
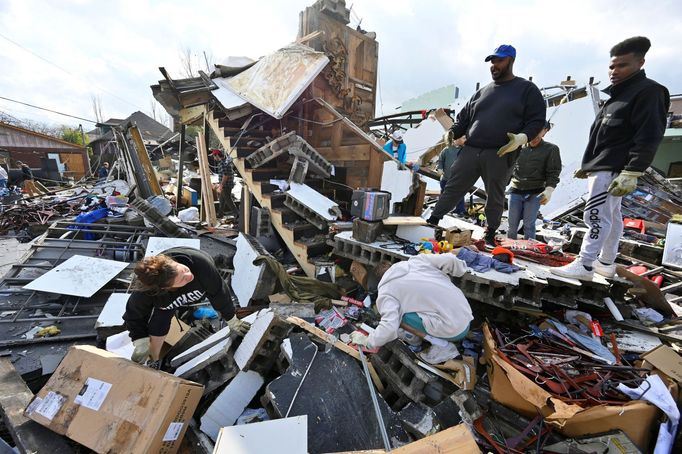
<box><xmin>485</xmin><ymin>44</ymin><xmax>516</xmax><ymax>62</ymax></box>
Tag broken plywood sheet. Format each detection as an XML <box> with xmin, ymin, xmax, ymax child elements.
<box><xmin>170</xmin><ymin>326</ymin><xmax>231</xmax><ymax>368</ymax></box>
<box><xmin>95</xmin><ymin>293</ymin><xmax>130</xmax><ymax>329</ymax></box>
<box><xmin>231</xmin><ymin>233</ymin><xmax>276</xmax><ymax>307</ymax></box>
<box><xmin>286</xmin><ymin>182</ymin><xmax>340</xmax><ymax>221</ymax></box>
<box><xmin>403</xmin><ymin>112</ymin><xmax>452</xmax><ymax>164</ymax></box>
<box><xmin>144</xmin><ymin>237</ymin><xmax>200</xmax><ymax>257</ymax></box>
<box><xmin>226</xmin><ymin>43</ymin><xmax>329</xmax><ymax>119</ymax></box>
<box><xmin>173</xmin><ymin>338</ymin><xmax>233</xmax><ymax>377</ymax></box>
<box><xmin>200</xmin><ymin>370</ymin><xmax>264</xmax><ymax>441</ymax></box>
<box><xmin>381</xmin><ymin>161</ymin><xmax>416</xmax><ymax>214</ymax></box>
<box><xmin>23</xmin><ymin>255</ymin><xmax>129</xmax><ymax>297</ymax></box>
<box><xmin>213</xmin><ymin>416</ymin><xmax>307</xmax><ymax>454</ymax></box>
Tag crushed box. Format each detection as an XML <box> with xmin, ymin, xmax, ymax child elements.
<box><xmin>25</xmin><ymin>345</ymin><xmax>203</xmax><ymax>454</ymax></box>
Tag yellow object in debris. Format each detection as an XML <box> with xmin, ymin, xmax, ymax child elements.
<box><xmin>36</xmin><ymin>325</ymin><xmax>61</xmax><ymax>338</ymax></box>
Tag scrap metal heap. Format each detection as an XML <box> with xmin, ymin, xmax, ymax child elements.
<box><xmin>1</xmin><ymin>1</ymin><xmax>682</xmax><ymax>453</ymax></box>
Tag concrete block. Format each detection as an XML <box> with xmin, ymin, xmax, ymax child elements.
<box><xmin>170</xmin><ymin>326</ymin><xmax>231</xmax><ymax>368</ymax></box>
<box><xmin>234</xmin><ymin>309</ymin><xmax>292</xmax><ymax>374</ymax></box>
<box><xmin>397</xmin><ymin>401</ymin><xmax>440</xmax><ymax>439</ymax></box>
<box><xmin>173</xmin><ymin>338</ymin><xmax>233</xmax><ymax>378</ymax></box>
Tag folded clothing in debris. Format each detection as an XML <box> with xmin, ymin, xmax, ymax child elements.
<box><xmin>456</xmin><ymin>247</ymin><xmax>520</xmax><ymax>273</ymax></box>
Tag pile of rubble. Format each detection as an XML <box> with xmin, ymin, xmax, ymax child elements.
<box><xmin>1</xmin><ymin>1</ymin><xmax>682</xmax><ymax>453</ymax></box>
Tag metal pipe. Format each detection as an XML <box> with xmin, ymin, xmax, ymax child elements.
<box><xmin>358</xmin><ymin>348</ymin><xmax>391</xmax><ymax>451</ymax></box>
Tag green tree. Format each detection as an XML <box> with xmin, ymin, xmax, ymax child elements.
<box><xmin>60</xmin><ymin>126</ymin><xmax>88</xmax><ymax>146</ymax></box>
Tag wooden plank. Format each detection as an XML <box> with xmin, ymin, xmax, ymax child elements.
<box><xmin>391</xmin><ymin>424</ymin><xmax>480</xmax><ymax>454</ymax></box>
<box><xmin>0</xmin><ymin>358</ymin><xmax>75</xmax><ymax>454</ymax></box>
<box><xmin>286</xmin><ymin>316</ymin><xmax>384</xmax><ymax>393</ymax></box>
<box><xmin>195</xmin><ymin>132</ymin><xmax>217</xmax><ymax>227</ymax></box>
<box><xmin>129</xmin><ymin>125</ymin><xmax>163</xmax><ymax>196</ymax></box>
<box><xmin>316</xmin><ymin>145</ymin><xmax>370</xmax><ymax>161</ymax></box>
<box><xmin>382</xmin><ymin>216</ymin><xmax>427</xmax><ymax>226</ymax></box>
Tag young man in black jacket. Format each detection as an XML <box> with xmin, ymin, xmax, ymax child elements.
<box><xmin>123</xmin><ymin>247</ymin><xmax>250</xmax><ymax>367</ymax></box>
<box><xmin>427</xmin><ymin>44</ymin><xmax>546</xmax><ymax>248</ymax></box>
<box><xmin>552</xmin><ymin>37</ymin><xmax>670</xmax><ymax>281</ymax></box>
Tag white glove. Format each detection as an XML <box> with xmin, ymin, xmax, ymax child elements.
<box><xmin>443</xmin><ymin>130</ymin><xmax>455</xmax><ymax>147</ymax></box>
<box><xmin>497</xmin><ymin>133</ymin><xmax>528</xmax><ymax>157</ymax></box>
<box><xmin>227</xmin><ymin>315</ymin><xmax>251</xmax><ymax>336</ymax></box>
<box><xmin>573</xmin><ymin>169</ymin><xmax>589</xmax><ymax>179</ymax></box>
<box><xmin>607</xmin><ymin>170</ymin><xmax>642</xmax><ymax>197</ymax></box>
<box><xmin>539</xmin><ymin>187</ymin><xmax>554</xmax><ymax>205</ymax></box>
<box><xmin>131</xmin><ymin>337</ymin><xmax>150</xmax><ymax>364</ymax></box>
<box><xmin>350</xmin><ymin>331</ymin><xmax>369</xmax><ymax>346</ymax></box>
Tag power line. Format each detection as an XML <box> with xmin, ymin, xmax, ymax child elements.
<box><xmin>0</xmin><ymin>31</ymin><xmax>143</xmax><ymax>111</ymax></box>
<box><xmin>0</xmin><ymin>95</ymin><xmax>97</xmax><ymax>123</ymax></box>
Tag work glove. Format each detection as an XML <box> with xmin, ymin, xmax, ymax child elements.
<box><xmin>350</xmin><ymin>331</ymin><xmax>369</xmax><ymax>346</ymax></box>
<box><xmin>443</xmin><ymin>130</ymin><xmax>455</xmax><ymax>147</ymax></box>
<box><xmin>146</xmin><ymin>359</ymin><xmax>161</xmax><ymax>370</ymax></box>
<box><xmin>607</xmin><ymin>170</ymin><xmax>642</xmax><ymax>197</ymax></box>
<box><xmin>497</xmin><ymin>133</ymin><xmax>528</xmax><ymax>157</ymax></box>
<box><xmin>227</xmin><ymin>315</ymin><xmax>251</xmax><ymax>336</ymax></box>
<box><xmin>539</xmin><ymin>187</ymin><xmax>554</xmax><ymax>205</ymax></box>
<box><xmin>131</xmin><ymin>337</ymin><xmax>151</xmax><ymax>364</ymax></box>
<box><xmin>573</xmin><ymin>169</ymin><xmax>589</xmax><ymax>179</ymax></box>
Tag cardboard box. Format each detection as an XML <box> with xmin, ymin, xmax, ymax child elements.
<box><xmin>641</xmin><ymin>344</ymin><xmax>682</xmax><ymax>383</ymax></box>
<box><xmin>25</xmin><ymin>345</ymin><xmax>203</xmax><ymax>454</ymax></box>
<box><xmin>482</xmin><ymin>324</ymin><xmax>659</xmax><ymax>451</ymax></box>
<box><xmin>441</xmin><ymin>227</ymin><xmax>472</xmax><ymax>247</ymax></box>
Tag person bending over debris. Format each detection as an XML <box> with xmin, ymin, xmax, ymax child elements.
<box><xmin>383</xmin><ymin>130</ymin><xmax>407</xmax><ymax>164</ymax></box>
<box><xmin>350</xmin><ymin>251</ymin><xmax>473</xmax><ymax>364</ymax></box>
<box><xmin>426</xmin><ymin>44</ymin><xmax>546</xmax><ymax>249</ymax></box>
<box><xmin>552</xmin><ymin>36</ymin><xmax>670</xmax><ymax>281</ymax></box>
<box><xmin>17</xmin><ymin>161</ymin><xmax>40</xmax><ymax>197</ymax></box>
<box><xmin>507</xmin><ymin>121</ymin><xmax>561</xmax><ymax>240</ymax></box>
<box><xmin>123</xmin><ymin>247</ymin><xmax>250</xmax><ymax>368</ymax></box>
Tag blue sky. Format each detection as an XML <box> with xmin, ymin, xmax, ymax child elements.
<box><xmin>0</xmin><ymin>0</ymin><xmax>680</xmax><ymax>128</ymax></box>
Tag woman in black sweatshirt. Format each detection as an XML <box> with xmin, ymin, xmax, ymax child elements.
<box><xmin>123</xmin><ymin>247</ymin><xmax>250</xmax><ymax>367</ymax></box>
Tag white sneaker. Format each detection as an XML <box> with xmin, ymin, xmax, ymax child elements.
<box><xmin>398</xmin><ymin>328</ymin><xmax>423</xmax><ymax>347</ymax></box>
<box><xmin>418</xmin><ymin>342</ymin><xmax>460</xmax><ymax>365</ymax></box>
<box><xmin>593</xmin><ymin>260</ymin><xmax>616</xmax><ymax>278</ymax></box>
<box><xmin>550</xmin><ymin>259</ymin><xmax>594</xmax><ymax>281</ymax></box>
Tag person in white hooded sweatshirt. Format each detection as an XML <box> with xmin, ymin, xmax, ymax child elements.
<box><xmin>350</xmin><ymin>251</ymin><xmax>473</xmax><ymax>364</ymax></box>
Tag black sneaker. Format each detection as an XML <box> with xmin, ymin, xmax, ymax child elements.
<box><xmin>484</xmin><ymin>231</ymin><xmax>497</xmax><ymax>250</ymax></box>
<box><xmin>426</xmin><ymin>216</ymin><xmax>440</xmax><ymax>226</ymax></box>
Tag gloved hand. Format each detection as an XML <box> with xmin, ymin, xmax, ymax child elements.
<box><xmin>443</xmin><ymin>130</ymin><xmax>455</xmax><ymax>147</ymax></box>
<box><xmin>227</xmin><ymin>315</ymin><xmax>251</xmax><ymax>336</ymax></box>
<box><xmin>573</xmin><ymin>168</ymin><xmax>589</xmax><ymax>179</ymax></box>
<box><xmin>607</xmin><ymin>170</ymin><xmax>642</xmax><ymax>196</ymax></box>
<box><xmin>350</xmin><ymin>331</ymin><xmax>369</xmax><ymax>346</ymax></box>
<box><xmin>146</xmin><ymin>359</ymin><xmax>161</xmax><ymax>370</ymax></box>
<box><xmin>539</xmin><ymin>187</ymin><xmax>554</xmax><ymax>205</ymax></box>
<box><xmin>497</xmin><ymin>133</ymin><xmax>528</xmax><ymax>157</ymax></box>
<box><xmin>131</xmin><ymin>337</ymin><xmax>150</xmax><ymax>364</ymax></box>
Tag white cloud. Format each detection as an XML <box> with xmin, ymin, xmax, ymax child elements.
<box><xmin>0</xmin><ymin>0</ymin><xmax>679</xmax><ymax>127</ymax></box>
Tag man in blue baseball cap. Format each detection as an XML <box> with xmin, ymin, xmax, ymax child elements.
<box><xmin>427</xmin><ymin>44</ymin><xmax>546</xmax><ymax>249</ymax></box>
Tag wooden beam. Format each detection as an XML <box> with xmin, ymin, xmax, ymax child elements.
<box><xmin>296</xmin><ymin>30</ymin><xmax>324</xmax><ymax>44</ymax></box>
<box><xmin>0</xmin><ymin>358</ymin><xmax>75</xmax><ymax>454</ymax></box>
<box><xmin>129</xmin><ymin>125</ymin><xmax>163</xmax><ymax>196</ymax></box>
<box><xmin>286</xmin><ymin>316</ymin><xmax>384</xmax><ymax>393</ymax></box>
<box><xmin>391</xmin><ymin>424</ymin><xmax>480</xmax><ymax>453</ymax></box>
<box><xmin>179</xmin><ymin>105</ymin><xmax>206</xmax><ymax>125</ymax></box>
<box><xmin>196</xmin><ymin>129</ymin><xmax>217</xmax><ymax>227</ymax></box>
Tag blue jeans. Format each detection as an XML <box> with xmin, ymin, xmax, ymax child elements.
<box><xmin>0</xmin><ymin>179</ymin><xmax>6</xmax><ymax>189</ymax></box>
<box><xmin>507</xmin><ymin>192</ymin><xmax>541</xmax><ymax>240</ymax></box>
<box><xmin>440</xmin><ymin>179</ymin><xmax>466</xmax><ymax>214</ymax></box>
<box><xmin>402</xmin><ymin>312</ymin><xmax>470</xmax><ymax>342</ymax></box>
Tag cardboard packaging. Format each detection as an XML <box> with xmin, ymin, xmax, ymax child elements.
<box><xmin>25</xmin><ymin>345</ymin><xmax>203</xmax><ymax>454</ymax></box>
<box><xmin>440</xmin><ymin>227</ymin><xmax>472</xmax><ymax>247</ymax></box>
<box><xmin>482</xmin><ymin>324</ymin><xmax>659</xmax><ymax>451</ymax></box>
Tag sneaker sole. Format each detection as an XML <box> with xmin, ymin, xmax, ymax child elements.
<box><xmin>550</xmin><ymin>269</ymin><xmax>594</xmax><ymax>281</ymax></box>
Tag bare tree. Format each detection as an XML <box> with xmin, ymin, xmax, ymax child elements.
<box><xmin>150</xmin><ymin>98</ymin><xmax>158</xmax><ymax>121</ymax></box>
<box><xmin>91</xmin><ymin>95</ymin><xmax>104</xmax><ymax>124</ymax></box>
<box><xmin>179</xmin><ymin>47</ymin><xmax>196</xmax><ymax>78</ymax></box>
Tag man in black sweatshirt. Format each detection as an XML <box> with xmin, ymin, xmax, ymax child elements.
<box><xmin>552</xmin><ymin>37</ymin><xmax>670</xmax><ymax>281</ymax></box>
<box><xmin>426</xmin><ymin>44</ymin><xmax>546</xmax><ymax>248</ymax></box>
